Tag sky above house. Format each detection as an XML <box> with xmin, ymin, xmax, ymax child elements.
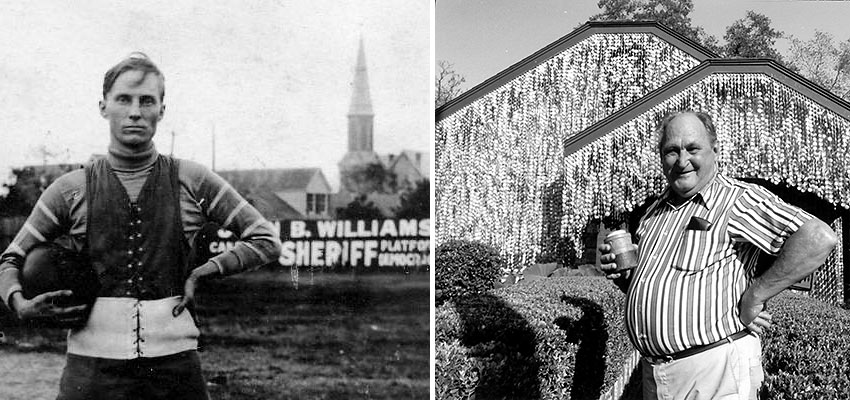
<box><xmin>437</xmin><ymin>0</ymin><xmax>850</xmax><ymax>92</ymax></box>
<box><xmin>0</xmin><ymin>1</ymin><xmax>430</xmax><ymax>191</ymax></box>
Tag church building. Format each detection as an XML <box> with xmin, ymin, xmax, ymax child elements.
<box><xmin>214</xmin><ymin>38</ymin><xmax>427</xmax><ymax>220</ymax></box>
<box><xmin>336</xmin><ymin>39</ymin><xmax>428</xmax><ymax>216</ymax></box>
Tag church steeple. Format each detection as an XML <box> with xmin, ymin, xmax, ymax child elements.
<box><xmin>349</xmin><ymin>37</ymin><xmax>373</xmax><ymax>116</ymax></box>
<box><xmin>347</xmin><ymin>37</ymin><xmax>374</xmax><ymax>152</ymax></box>
<box><xmin>338</xmin><ymin>37</ymin><xmax>381</xmax><ymax>194</ymax></box>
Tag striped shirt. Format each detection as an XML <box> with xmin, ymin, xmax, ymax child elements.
<box><xmin>0</xmin><ymin>155</ymin><xmax>282</xmax><ymax>307</ymax></box>
<box><xmin>625</xmin><ymin>173</ymin><xmax>812</xmax><ymax>356</ymax></box>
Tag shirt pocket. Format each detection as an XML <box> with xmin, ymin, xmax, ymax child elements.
<box><xmin>673</xmin><ymin>230</ymin><xmax>716</xmax><ymax>271</ymax></box>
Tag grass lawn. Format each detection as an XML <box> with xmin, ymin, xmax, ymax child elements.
<box><xmin>0</xmin><ymin>269</ymin><xmax>430</xmax><ymax>400</ymax></box>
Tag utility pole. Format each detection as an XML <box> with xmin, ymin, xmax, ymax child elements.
<box><xmin>38</xmin><ymin>130</ymin><xmax>60</xmax><ymax>165</ymax></box>
<box><xmin>38</xmin><ymin>130</ymin><xmax>58</xmax><ymax>191</ymax></box>
<box><xmin>170</xmin><ymin>130</ymin><xmax>176</xmax><ymax>156</ymax></box>
<box><xmin>42</xmin><ymin>130</ymin><xmax>51</xmax><ymax>167</ymax></box>
<box><xmin>211</xmin><ymin>124</ymin><xmax>216</xmax><ymax>171</ymax></box>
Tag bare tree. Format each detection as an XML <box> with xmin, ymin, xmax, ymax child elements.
<box><xmin>786</xmin><ymin>31</ymin><xmax>850</xmax><ymax>100</ymax></box>
<box><xmin>34</xmin><ymin>131</ymin><xmax>61</xmax><ymax>167</ymax></box>
<box><xmin>435</xmin><ymin>60</ymin><xmax>466</xmax><ymax>108</ymax></box>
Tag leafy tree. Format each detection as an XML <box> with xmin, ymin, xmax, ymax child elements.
<box><xmin>0</xmin><ymin>177</ymin><xmax>38</xmax><ymax>217</ymax></box>
<box><xmin>340</xmin><ymin>162</ymin><xmax>397</xmax><ymax>194</ymax></box>
<box><xmin>786</xmin><ymin>31</ymin><xmax>850</xmax><ymax>100</ymax></box>
<box><xmin>590</xmin><ymin>0</ymin><xmax>720</xmax><ymax>52</ymax></box>
<box><xmin>0</xmin><ymin>164</ymin><xmax>83</xmax><ymax>217</ymax></box>
<box><xmin>336</xmin><ymin>194</ymin><xmax>384</xmax><ymax>220</ymax></box>
<box><xmin>395</xmin><ymin>179</ymin><xmax>430</xmax><ymax>219</ymax></box>
<box><xmin>435</xmin><ymin>60</ymin><xmax>466</xmax><ymax>108</ymax></box>
<box><xmin>722</xmin><ymin>11</ymin><xmax>784</xmax><ymax>61</ymax></box>
<box><xmin>0</xmin><ymin>167</ymin><xmax>15</xmax><ymax>200</ymax></box>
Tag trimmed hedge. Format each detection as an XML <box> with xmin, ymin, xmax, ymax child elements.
<box><xmin>436</xmin><ymin>278</ymin><xmax>850</xmax><ymax>399</ymax></box>
<box><xmin>435</xmin><ymin>240</ymin><xmax>505</xmax><ymax>302</ymax></box>
<box><xmin>435</xmin><ymin>276</ymin><xmax>635</xmax><ymax>400</ymax></box>
<box><xmin>761</xmin><ymin>291</ymin><xmax>850</xmax><ymax>400</ymax></box>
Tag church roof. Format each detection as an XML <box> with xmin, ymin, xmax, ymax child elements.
<box><xmin>348</xmin><ymin>37</ymin><xmax>374</xmax><ymax>116</ymax></box>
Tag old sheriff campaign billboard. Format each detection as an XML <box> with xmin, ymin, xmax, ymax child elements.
<box><xmin>199</xmin><ymin>218</ymin><xmax>430</xmax><ymax>268</ymax></box>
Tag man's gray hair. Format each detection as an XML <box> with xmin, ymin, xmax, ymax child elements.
<box><xmin>654</xmin><ymin>111</ymin><xmax>717</xmax><ymax>153</ymax></box>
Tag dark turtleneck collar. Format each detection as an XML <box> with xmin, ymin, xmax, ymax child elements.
<box><xmin>106</xmin><ymin>144</ymin><xmax>159</xmax><ymax>172</ymax></box>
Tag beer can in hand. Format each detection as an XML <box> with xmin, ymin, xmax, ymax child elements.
<box><xmin>604</xmin><ymin>230</ymin><xmax>638</xmax><ymax>272</ymax></box>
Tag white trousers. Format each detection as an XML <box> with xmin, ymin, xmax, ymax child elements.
<box><xmin>641</xmin><ymin>333</ymin><xmax>764</xmax><ymax>400</ymax></box>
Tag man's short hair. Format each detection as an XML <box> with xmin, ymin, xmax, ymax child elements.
<box><xmin>654</xmin><ymin>110</ymin><xmax>717</xmax><ymax>153</ymax></box>
<box><xmin>102</xmin><ymin>52</ymin><xmax>165</xmax><ymax>100</ymax></box>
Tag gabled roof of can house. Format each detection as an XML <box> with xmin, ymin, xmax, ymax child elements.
<box><xmin>436</xmin><ymin>21</ymin><xmax>850</xmax><ymax>125</ymax></box>
<box><xmin>436</xmin><ymin>21</ymin><xmax>718</xmax><ymax>121</ymax></box>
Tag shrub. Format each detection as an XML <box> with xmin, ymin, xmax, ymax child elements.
<box><xmin>435</xmin><ymin>240</ymin><xmax>505</xmax><ymax>302</ymax></box>
<box><xmin>435</xmin><ymin>276</ymin><xmax>635</xmax><ymax>400</ymax></box>
<box><xmin>436</xmin><ymin>276</ymin><xmax>850</xmax><ymax>399</ymax></box>
<box><xmin>760</xmin><ymin>291</ymin><xmax>850</xmax><ymax>400</ymax></box>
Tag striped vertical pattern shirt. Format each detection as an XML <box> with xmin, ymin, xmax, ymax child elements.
<box><xmin>625</xmin><ymin>174</ymin><xmax>812</xmax><ymax>356</ymax></box>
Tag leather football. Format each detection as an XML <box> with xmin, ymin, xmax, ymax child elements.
<box><xmin>20</xmin><ymin>242</ymin><xmax>100</xmax><ymax>310</ymax></box>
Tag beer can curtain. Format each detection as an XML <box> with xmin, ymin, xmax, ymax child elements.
<box><xmin>435</xmin><ymin>22</ymin><xmax>850</xmax><ymax>297</ymax></box>
<box><xmin>436</xmin><ymin>29</ymin><xmax>702</xmax><ymax>269</ymax></box>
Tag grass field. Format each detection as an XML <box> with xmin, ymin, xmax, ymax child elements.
<box><xmin>0</xmin><ymin>269</ymin><xmax>430</xmax><ymax>400</ymax></box>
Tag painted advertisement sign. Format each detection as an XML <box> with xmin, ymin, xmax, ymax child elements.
<box><xmin>200</xmin><ymin>218</ymin><xmax>430</xmax><ymax>268</ymax></box>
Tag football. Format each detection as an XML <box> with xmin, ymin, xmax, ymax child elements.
<box><xmin>20</xmin><ymin>242</ymin><xmax>100</xmax><ymax>308</ymax></box>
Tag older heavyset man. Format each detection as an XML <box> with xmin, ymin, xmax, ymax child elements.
<box><xmin>0</xmin><ymin>53</ymin><xmax>282</xmax><ymax>399</ymax></box>
<box><xmin>599</xmin><ymin>111</ymin><xmax>837</xmax><ymax>399</ymax></box>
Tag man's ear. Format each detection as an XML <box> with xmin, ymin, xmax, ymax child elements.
<box><xmin>98</xmin><ymin>100</ymin><xmax>107</xmax><ymax>118</ymax></box>
<box><xmin>158</xmin><ymin>103</ymin><xmax>165</xmax><ymax>121</ymax></box>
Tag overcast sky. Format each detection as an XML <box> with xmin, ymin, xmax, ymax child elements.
<box><xmin>0</xmin><ymin>0</ymin><xmax>430</xmax><ymax>191</ymax></box>
<box><xmin>437</xmin><ymin>0</ymin><xmax>850</xmax><ymax>91</ymax></box>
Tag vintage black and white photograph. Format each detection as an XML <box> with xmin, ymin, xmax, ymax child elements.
<box><xmin>436</xmin><ymin>1</ymin><xmax>850</xmax><ymax>399</ymax></box>
<box><xmin>0</xmin><ymin>1</ymin><xmax>430</xmax><ymax>399</ymax></box>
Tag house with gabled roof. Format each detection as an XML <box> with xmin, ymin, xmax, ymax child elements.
<box><xmin>379</xmin><ymin>150</ymin><xmax>429</xmax><ymax>191</ymax></box>
<box><xmin>217</xmin><ymin>167</ymin><xmax>333</xmax><ymax>220</ymax></box>
<box><xmin>436</xmin><ymin>21</ymin><xmax>850</xmax><ymax>304</ymax></box>
<box><xmin>241</xmin><ymin>190</ymin><xmax>303</xmax><ymax>221</ymax></box>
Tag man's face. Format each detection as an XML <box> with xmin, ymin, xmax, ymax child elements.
<box><xmin>660</xmin><ymin>114</ymin><xmax>717</xmax><ymax>201</ymax></box>
<box><xmin>99</xmin><ymin>70</ymin><xmax>164</xmax><ymax>151</ymax></box>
